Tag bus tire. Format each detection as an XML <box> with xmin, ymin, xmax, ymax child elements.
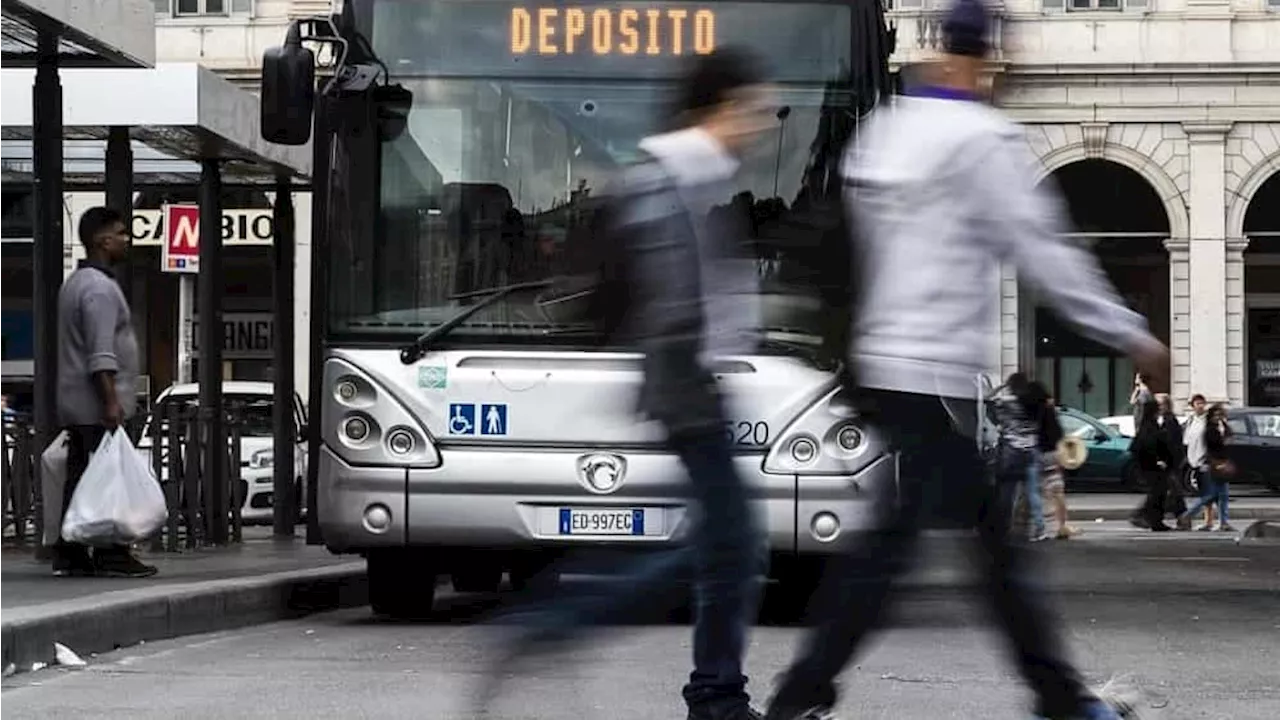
<box><xmin>368</xmin><ymin>549</ymin><xmax>436</xmax><ymax>620</ymax></box>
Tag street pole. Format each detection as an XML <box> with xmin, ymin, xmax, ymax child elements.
<box><xmin>773</xmin><ymin>106</ymin><xmax>791</xmax><ymax>199</ymax></box>
<box><xmin>272</xmin><ymin>176</ymin><xmax>296</xmax><ymax>537</ymax></box>
<box><xmin>198</xmin><ymin>160</ymin><xmax>227</xmax><ymax>545</ymax></box>
<box><xmin>31</xmin><ymin>30</ymin><xmax>63</xmax><ymax>496</ymax></box>
<box><xmin>105</xmin><ymin>126</ymin><xmax>134</xmax><ymax>303</ymax></box>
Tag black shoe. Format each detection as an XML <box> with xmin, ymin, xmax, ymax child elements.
<box><xmin>93</xmin><ymin>550</ymin><xmax>158</xmax><ymax>578</ymax></box>
<box><xmin>689</xmin><ymin>705</ymin><xmax>766</xmax><ymax>720</ymax></box>
<box><xmin>51</xmin><ymin>545</ymin><xmax>95</xmax><ymax>577</ymax></box>
<box><xmin>1150</xmin><ymin>523</ymin><xmax>1172</xmax><ymax>532</ymax></box>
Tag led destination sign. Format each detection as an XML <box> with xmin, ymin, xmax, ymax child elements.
<box><xmin>372</xmin><ymin>0</ymin><xmax>851</xmax><ymax>81</ymax></box>
<box><xmin>510</xmin><ymin>7</ymin><xmax>715</xmax><ymax>57</ymax></box>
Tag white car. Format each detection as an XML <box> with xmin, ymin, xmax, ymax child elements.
<box><xmin>138</xmin><ymin>382</ymin><xmax>309</xmax><ymax>524</ymax></box>
<box><xmin>1099</xmin><ymin>415</ymin><xmax>1135</xmax><ymax>438</ymax></box>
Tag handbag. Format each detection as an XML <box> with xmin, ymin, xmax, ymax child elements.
<box><xmin>1210</xmin><ymin>458</ymin><xmax>1237</xmax><ymax>478</ymax></box>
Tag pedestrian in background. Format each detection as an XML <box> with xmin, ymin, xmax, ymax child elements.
<box><xmin>761</xmin><ymin>0</ymin><xmax>1169</xmax><ymax>717</ymax></box>
<box><xmin>1179</xmin><ymin>402</ymin><xmax>1235</xmax><ymax>532</ymax></box>
<box><xmin>1130</xmin><ymin>398</ymin><xmax>1176</xmax><ymax>532</ymax></box>
<box><xmin>1039</xmin><ymin>389</ymin><xmax>1080</xmax><ymax>539</ymax></box>
<box><xmin>1155</xmin><ymin>393</ymin><xmax>1188</xmax><ymax>518</ymax></box>
<box><xmin>993</xmin><ymin>372</ymin><xmax>1050</xmax><ymax>543</ymax></box>
<box><xmin>477</xmin><ymin>47</ymin><xmax>776</xmax><ymax>720</ymax></box>
<box><xmin>53</xmin><ymin>207</ymin><xmax>156</xmax><ymax>578</ymax></box>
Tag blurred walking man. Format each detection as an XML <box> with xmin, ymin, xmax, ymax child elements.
<box><xmin>477</xmin><ymin>47</ymin><xmax>776</xmax><ymax>720</ymax></box>
<box><xmin>762</xmin><ymin>1</ymin><xmax>1169</xmax><ymax>719</ymax></box>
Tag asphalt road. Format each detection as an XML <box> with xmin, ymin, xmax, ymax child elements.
<box><xmin>4</xmin><ymin>524</ymin><xmax>1278</xmax><ymax>720</ymax></box>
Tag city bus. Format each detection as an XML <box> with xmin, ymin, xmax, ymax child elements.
<box><xmin>260</xmin><ymin>0</ymin><xmax>895</xmax><ymax>618</ymax></box>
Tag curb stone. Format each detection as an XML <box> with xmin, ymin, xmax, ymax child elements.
<box><xmin>1066</xmin><ymin>507</ymin><xmax>1279</xmax><ymax>523</ymax></box>
<box><xmin>1</xmin><ymin>562</ymin><xmax>367</xmax><ymax>676</ymax></box>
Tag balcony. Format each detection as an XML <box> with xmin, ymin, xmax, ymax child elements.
<box><xmin>887</xmin><ymin>5</ymin><xmax>1008</xmax><ymax>66</ymax></box>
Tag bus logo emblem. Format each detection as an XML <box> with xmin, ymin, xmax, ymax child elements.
<box><xmin>577</xmin><ymin>453</ymin><xmax>626</xmax><ymax>494</ymax></box>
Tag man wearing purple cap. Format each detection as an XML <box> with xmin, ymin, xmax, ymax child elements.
<box><xmin>763</xmin><ymin>1</ymin><xmax>1166</xmax><ymax>719</ymax></box>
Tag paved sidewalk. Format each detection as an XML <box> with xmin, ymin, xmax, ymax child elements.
<box><xmin>1064</xmin><ymin>492</ymin><xmax>1280</xmax><ymax>522</ymax></box>
<box><xmin>2</xmin><ymin>528</ymin><xmax>367</xmax><ymax>675</ymax></box>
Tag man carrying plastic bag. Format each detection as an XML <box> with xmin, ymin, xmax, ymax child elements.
<box><xmin>52</xmin><ymin>207</ymin><xmax>158</xmax><ymax>578</ymax></box>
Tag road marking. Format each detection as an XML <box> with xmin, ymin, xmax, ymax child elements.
<box><xmin>1139</xmin><ymin>556</ymin><xmax>1250</xmax><ymax>562</ymax></box>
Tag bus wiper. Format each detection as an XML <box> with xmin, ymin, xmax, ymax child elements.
<box><xmin>398</xmin><ymin>279</ymin><xmax>554</xmax><ymax>364</ymax></box>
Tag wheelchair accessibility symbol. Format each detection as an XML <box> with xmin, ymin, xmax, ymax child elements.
<box><xmin>448</xmin><ymin>403</ymin><xmax>476</xmax><ymax>435</ymax></box>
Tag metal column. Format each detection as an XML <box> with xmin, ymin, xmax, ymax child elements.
<box><xmin>198</xmin><ymin>159</ymin><xmax>228</xmax><ymax>545</ymax></box>
<box><xmin>105</xmin><ymin>126</ymin><xmax>134</xmax><ymax>302</ymax></box>
<box><xmin>272</xmin><ymin>176</ymin><xmax>297</xmax><ymax>536</ymax></box>
<box><xmin>31</xmin><ymin>30</ymin><xmax>63</xmax><ymax>481</ymax></box>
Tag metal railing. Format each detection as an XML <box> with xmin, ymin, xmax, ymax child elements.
<box><xmin>3</xmin><ymin>404</ymin><xmax>288</xmax><ymax>552</ymax></box>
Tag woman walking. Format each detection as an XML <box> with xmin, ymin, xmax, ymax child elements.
<box><xmin>1039</xmin><ymin>392</ymin><xmax>1080</xmax><ymax>539</ymax></box>
<box><xmin>1130</xmin><ymin>398</ymin><xmax>1177</xmax><ymax>532</ymax></box>
<box><xmin>1178</xmin><ymin>403</ymin><xmax>1235</xmax><ymax>531</ymax></box>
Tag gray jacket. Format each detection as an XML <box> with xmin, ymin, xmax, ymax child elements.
<box><xmin>615</xmin><ymin>128</ymin><xmax>760</xmax><ymax>437</ymax></box>
<box><xmin>843</xmin><ymin>96</ymin><xmax>1156</xmax><ymax>399</ymax></box>
<box><xmin>57</xmin><ymin>262</ymin><xmax>139</xmax><ymax>426</ymax></box>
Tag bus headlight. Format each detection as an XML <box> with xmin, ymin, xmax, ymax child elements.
<box><xmin>387</xmin><ymin>428</ymin><xmax>416</xmax><ymax>455</ymax></box>
<box><xmin>836</xmin><ymin>424</ymin><xmax>863</xmax><ymax>452</ymax></box>
<box><xmin>343</xmin><ymin>416</ymin><xmax>371</xmax><ymax>442</ymax></box>
<box><xmin>789</xmin><ymin>436</ymin><xmax>819</xmax><ymax>464</ymax></box>
<box><xmin>763</xmin><ymin>386</ymin><xmax>880</xmax><ymax>476</ymax></box>
<box><xmin>323</xmin><ymin>358</ymin><xmax>442</xmax><ymax>469</ymax></box>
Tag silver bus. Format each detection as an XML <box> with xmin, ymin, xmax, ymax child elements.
<box><xmin>260</xmin><ymin>0</ymin><xmax>896</xmax><ymax>618</ymax></box>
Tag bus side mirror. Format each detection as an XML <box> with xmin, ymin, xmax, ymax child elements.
<box><xmin>261</xmin><ymin>27</ymin><xmax>315</xmax><ymax>145</ymax></box>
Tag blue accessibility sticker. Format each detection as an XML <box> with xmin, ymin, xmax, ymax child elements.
<box><xmin>480</xmin><ymin>404</ymin><xmax>508</xmax><ymax>435</ymax></box>
<box><xmin>448</xmin><ymin>403</ymin><xmax>476</xmax><ymax>435</ymax></box>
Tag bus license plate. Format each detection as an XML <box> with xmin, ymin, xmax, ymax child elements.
<box><xmin>558</xmin><ymin>508</ymin><xmax>645</xmax><ymax>536</ymax></box>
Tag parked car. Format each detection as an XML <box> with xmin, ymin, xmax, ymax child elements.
<box><xmin>1055</xmin><ymin>406</ymin><xmax>1141</xmax><ymax>489</ymax></box>
<box><xmin>1098</xmin><ymin>415</ymin><xmax>1135</xmax><ymax>438</ymax></box>
<box><xmin>1223</xmin><ymin>407</ymin><xmax>1280</xmax><ymax>494</ymax></box>
<box><xmin>137</xmin><ymin>382</ymin><xmax>310</xmax><ymax>524</ymax></box>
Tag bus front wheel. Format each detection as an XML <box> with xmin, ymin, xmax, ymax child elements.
<box><xmin>368</xmin><ymin>549</ymin><xmax>437</xmax><ymax>620</ymax></box>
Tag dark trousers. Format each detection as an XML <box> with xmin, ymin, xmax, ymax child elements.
<box><xmin>57</xmin><ymin>424</ymin><xmax>127</xmax><ymax>553</ymax></box>
<box><xmin>1165</xmin><ymin>468</ymin><xmax>1187</xmax><ymax>517</ymax></box>
<box><xmin>1139</xmin><ymin>468</ymin><xmax>1171</xmax><ymax>528</ymax></box>
<box><xmin>495</xmin><ymin>428</ymin><xmax>766</xmax><ymax>715</ymax></box>
<box><xmin>771</xmin><ymin>389</ymin><xmax>1091</xmax><ymax>718</ymax></box>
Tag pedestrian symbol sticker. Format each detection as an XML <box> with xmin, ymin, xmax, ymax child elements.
<box><xmin>481</xmin><ymin>404</ymin><xmax>508</xmax><ymax>436</ymax></box>
<box><xmin>448</xmin><ymin>403</ymin><xmax>476</xmax><ymax>435</ymax></box>
<box><xmin>418</xmin><ymin>366</ymin><xmax>447</xmax><ymax>389</ymax></box>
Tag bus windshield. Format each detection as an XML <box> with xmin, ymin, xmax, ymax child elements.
<box><xmin>332</xmin><ymin>0</ymin><xmax>878</xmax><ymax>347</ymax></box>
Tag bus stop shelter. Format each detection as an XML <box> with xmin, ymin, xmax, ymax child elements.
<box><xmin>1</xmin><ymin>57</ymin><xmax>313</xmax><ymax>542</ymax></box>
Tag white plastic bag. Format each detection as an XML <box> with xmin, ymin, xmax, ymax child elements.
<box><xmin>40</xmin><ymin>430</ymin><xmax>70</xmax><ymax>547</ymax></box>
<box><xmin>61</xmin><ymin>430</ymin><xmax>167</xmax><ymax>547</ymax></box>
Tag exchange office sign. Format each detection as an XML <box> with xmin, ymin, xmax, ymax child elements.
<box><xmin>191</xmin><ymin>313</ymin><xmax>274</xmax><ymax>360</ymax></box>
<box><xmin>131</xmin><ymin>210</ymin><xmax>274</xmax><ymax>247</ymax></box>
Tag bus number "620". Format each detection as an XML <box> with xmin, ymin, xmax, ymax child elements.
<box><xmin>724</xmin><ymin>421</ymin><xmax>770</xmax><ymax>447</ymax></box>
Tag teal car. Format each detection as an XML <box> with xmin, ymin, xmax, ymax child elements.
<box><xmin>1056</xmin><ymin>407</ymin><xmax>1142</xmax><ymax>489</ymax></box>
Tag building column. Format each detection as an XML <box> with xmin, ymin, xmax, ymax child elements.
<box><xmin>999</xmin><ymin>263</ymin><xmax>1021</xmax><ymax>382</ymax></box>
<box><xmin>1183</xmin><ymin>123</ymin><xmax>1232</xmax><ymax>403</ymax></box>
<box><xmin>1226</xmin><ymin>238</ymin><xmax>1250</xmax><ymax>405</ymax></box>
<box><xmin>1164</xmin><ymin>238</ymin><xmax>1192</xmax><ymax>404</ymax></box>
